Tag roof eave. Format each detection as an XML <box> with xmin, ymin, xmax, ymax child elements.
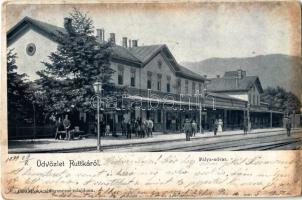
<box><xmin>207</xmin><ymin>89</ymin><xmax>249</xmax><ymax>93</ymax></box>
<box><xmin>175</xmin><ymin>71</ymin><xmax>206</xmax><ymax>82</ymax></box>
<box><xmin>111</xmin><ymin>56</ymin><xmax>142</xmax><ymax>67</ymax></box>
<box><xmin>7</xmin><ymin>17</ymin><xmax>62</xmax><ymax>46</ymax></box>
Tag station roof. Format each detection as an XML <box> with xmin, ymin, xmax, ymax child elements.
<box><xmin>7</xmin><ymin>16</ymin><xmax>206</xmax><ymax>82</ymax></box>
<box><xmin>207</xmin><ymin>76</ymin><xmax>263</xmax><ymax>93</ymax></box>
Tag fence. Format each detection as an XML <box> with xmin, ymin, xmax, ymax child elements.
<box><xmin>8</xmin><ymin>125</ymin><xmax>56</xmax><ymax>139</ymax></box>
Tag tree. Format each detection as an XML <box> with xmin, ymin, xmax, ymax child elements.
<box><xmin>7</xmin><ymin>49</ymin><xmax>33</xmax><ymax>126</ymax></box>
<box><xmin>261</xmin><ymin>86</ymin><xmax>301</xmax><ymax>114</ymax></box>
<box><xmin>37</xmin><ymin>8</ymin><xmax>121</xmax><ymax>117</ymax></box>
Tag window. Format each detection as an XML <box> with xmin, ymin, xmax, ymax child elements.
<box><xmin>192</xmin><ymin>82</ymin><xmax>196</xmax><ymax>95</ymax></box>
<box><xmin>157</xmin><ymin>74</ymin><xmax>162</xmax><ymax>91</ymax></box>
<box><xmin>185</xmin><ymin>80</ymin><xmax>189</xmax><ymax>94</ymax></box>
<box><xmin>118</xmin><ymin>66</ymin><xmax>124</xmax><ymax>85</ymax></box>
<box><xmin>157</xmin><ymin>60</ymin><xmax>162</xmax><ymax>69</ymax></box>
<box><xmin>26</xmin><ymin>43</ymin><xmax>36</xmax><ymax>56</ymax></box>
<box><xmin>198</xmin><ymin>83</ymin><xmax>202</xmax><ymax>93</ymax></box>
<box><xmin>253</xmin><ymin>95</ymin><xmax>255</xmax><ymax>105</ymax></box>
<box><xmin>130</xmin><ymin>69</ymin><xmax>136</xmax><ymax>87</ymax></box>
<box><xmin>177</xmin><ymin>79</ymin><xmax>181</xmax><ymax>94</ymax></box>
<box><xmin>166</xmin><ymin>76</ymin><xmax>171</xmax><ymax>93</ymax></box>
<box><xmin>147</xmin><ymin>71</ymin><xmax>152</xmax><ymax>89</ymax></box>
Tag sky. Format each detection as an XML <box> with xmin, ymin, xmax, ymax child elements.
<box><xmin>6</xmin><ymin>2</ymin><xmax>301</xmax><ymax>63</ymax></box>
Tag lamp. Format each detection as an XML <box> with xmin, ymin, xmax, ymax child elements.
<box><xmin>93</xmin><ymin>81</ymin><xmax>102</xmax><ymax>94</ymax></box>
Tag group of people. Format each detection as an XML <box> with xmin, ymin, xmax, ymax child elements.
<box><xmin>98</xmin><ymin>118</ymin><xmax>154</xmax><ymax>139</ymax></box>
<box><xmin>55</xmin><ymin>115</ymin><xmax>71</xmax><ymax>140</ymax></box>
<box><xmin>183</xmin><ymin>119</ymin><xmax>199</xmax><ymax>141</ymax></box>
<box><xmin>55</xmin><ymin>114</ymin><xmax>293</xmax><ymax>142</ymax></box>
<box><xmin>120</xmin><ymin>118</ymin><xmax>154</xmax><ymax>139</ymax></box>
<box><xmin>183</xmin><ymin>118</ymin><xmax>226</xmax><ymax>141</ymax></box>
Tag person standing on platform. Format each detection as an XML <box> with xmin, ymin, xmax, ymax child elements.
<box><xmin>63</xmin><ymin>115</ymin><xmax>71</xmax><ymax>140</ymax></box>
<box><xmin>121</xmin><ymin>118</ymin><xmax>127</xmax><ymax>137</ymax></box>
<box><xmin>243</xmin><ymin>118</ymin><xmax>248</xmax><ymax>135</ymax></box>
<box><xmin>55</xmin><ymin>117</ymin><xmax>63</xmax><ymax>140</ymax></box>
<box><xmin>105</xmin><ymin>124</ymin><xmax>110</xmax><ymax>136</ymax></box>
<box><xmin>126</xmin><ymin>120</ymin><xmax>131</xmax><ymax>139</ymax></box>
<box><xmin>214</xmin><ymin>119</ymin><xmax>218</xmax><ymax>136</ymax></box>
<box><xmin>184</xmin><ymin>118</ymin><xmax>192</xmax><ymax>141</ymax></box>
<box><xmin>134</xmin><ymin>118</ymin><xmax>139</xmax><ymax>137</ymax></box>
<box><xmin>137</xmin><ymin>118</ymin><xmax>143</xmax><ymax>138</ymax></box>
<box><xmin>148</xmin><ymin>118</ymin><xmax>154</xmax><ymax>137</ymax></box>
<box><xmin>191</xmin><ymin>120</ymin><xmax>197</xmax><ymax>137</ymax></box>
<box><xmin>286</xmin><ymin>117</ymin><xmax>292</xmax><ymax>137</ymax></box>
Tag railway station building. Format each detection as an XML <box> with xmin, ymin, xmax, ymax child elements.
<box><xmin>7</xmin><ymin>17</ymin><xmax>284</xmax><ymax>137</ymax></box>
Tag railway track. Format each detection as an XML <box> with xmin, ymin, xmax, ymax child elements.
<box><xmin>21</xmin><ymin>129</ymin><xmax>301</xmax><ymax>153</ymax></box>
<box><xmin>148</xmin><ymin>135</ymin><xmax>301</xmax><ymax>152</ymax></box>
<box><xmin>104</xmin><ymin>130</ymin><xmax>302</xmax><ymax>152</ymax></box>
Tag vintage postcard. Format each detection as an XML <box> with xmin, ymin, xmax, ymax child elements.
<box><xmin>1</xmin><ymin>0</ymin><xmax>302</xmax><ymax>199</ymax></box>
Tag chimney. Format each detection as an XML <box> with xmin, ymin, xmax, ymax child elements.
<box><xmin>96</xmin><ymin>28</ymin><xmax>105</xmax><ymax>42</ymax></box>
<box><xmin>64</xmin><ymin>17</ymin><xmax>72</xmax><ymax>26</ymax></box>
<box><xmin>216</xmin><ymin>75</ymin><xmax>220</xmax><ymax>78</ymax></box>
<box><xmin>109</xmin><ymin>33</ymin><xmax>116</xmax><ymax>44</ymax></box>
<box><xmin>128</xmin><ymin>39</ymin><xmax>132</xmax><ymax>48</ymax></box>
<box><xmin>237</xmin><ymin>69</ymin><xmax>246</xmax><ymax>79</ymax></box>
<box><xmin>122</xmin><ymin>37</ymin><xmax>128</xmax><ymax>48</ymax></box>
<box><xmin>64</xmin><ymin>17</ymin><xmax>73</xmax><ymax>32</ymax></box>
<box><xmin>132</xmin><ymin>40</ymin><xmax>138</xmax><ymax>47</ymax></box>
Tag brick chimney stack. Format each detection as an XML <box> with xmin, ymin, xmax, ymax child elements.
<box><xmin>64</xmin><ymin>17</ymin><xmax>74</xmax><ymax>34</ymax></box>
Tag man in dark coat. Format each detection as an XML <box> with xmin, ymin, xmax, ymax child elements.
<box><xmin>214</xmin><ymin>119</ymin><xmax>218</xmax><ymax>136</ymax></box>
<box><xmin>243</xmin><ymin>118</ymin><xmax>248</xmax><ymax>135</ymax></box>
<box><xmin>55</xmin><ymin>117</ymin><xmax>63</xmax><ymax>140</ymax></box>
<box><xmin>286</xmin><ymin>118</ymin><xmax>292</xmax><ymax>137</ymax></box>
<box><xmin>184</xmin><ymin>118</ymin><xmax>192</xmax><ymax>141</ymax></box>
<box><xmin>126</xmin><ymin>120</ymin><xmax>131</xmax><ymax>139</ymax></box>
<box><xmin>63</xmin><ymin>115</ymin><xmax>71</xmax><ymax>140</ymax></box>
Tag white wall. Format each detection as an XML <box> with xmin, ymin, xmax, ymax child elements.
<box><xmin>215</xmin><ymin>83</ymin><xmax>261</xmax><ymax>105</ymax></box>
<box><xmin>248</xmin><ymin>84</ymin><xmax>261</xmax><ymax>105</ymax></box>
<box><xmin>141</xmin><ymin>53</ymin><xmax>176</xmax><ymax>93</ymax></box>
<box><xmin>8</xmin><ymin>28</ymin><xmax>58</xmax><ymax>80</ymax></box>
